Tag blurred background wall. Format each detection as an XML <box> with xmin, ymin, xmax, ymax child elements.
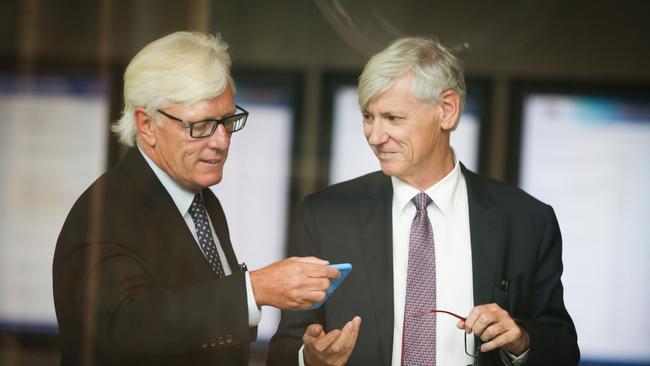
<box><xmin>1</xmin><ymin>0</ymin><xmax>649</xmax><ymax>365</ymax></box>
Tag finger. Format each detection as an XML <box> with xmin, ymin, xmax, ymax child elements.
<box><xmin>294</xmin><ymin>280</ymin><xmax>330</xmax><ymax>301</ymax></box>
<box><xmin>297</xmin><ymin>290</ymin><xmax>328</xmax><ymax>306</ymax></box>
<box><xmin>475</xmin><ymin>306</ymin><xmax>512</xmax><ymax>337</ymax></box>
<box><xmin>464</xmin><ymin>303</ymin><xmax>503</xmax><ymax>332</ymax></box>
<box><xmin>288</xmin><ymin>278</ymin><xmax>330</xmax><ymax>304</ymax></box>
<box><xmin>303</xmin><ymin>324</ymin><xmax>326</xmax><ymax>346</ymax></box>
<box><xmin>471</xmin><ymin>311</ymin><xmax>497</xmax><ymax>337</ymax></box>
<box><xmin>304</xmin><ymin>326</ymin><xmax>336</xmax><ymax>346</ymax></box>
<box><xmin>311</xmin><ymin>329</ymin><xmax>342</xmax><ymax>352</ymax></box>
<box><xmin>308</xmin><ymin>265</ymin><xmax>340</xmax><ymax>279</ymax></box>
<box><xmin>296</xmin><ymin>277</ymin><xmax>331</xmax><ymax>292</ymax></box>
<box><xmin>480</xmin><ymin>330</ymin><xmax>516</xmax><ymax>353</ymax></box>
<box><xmin>323</xmin><ymin>266</ymin><xmax>341</xmax><ymax>279</ymax></box>
<box><xmin>294</xmin><ymin>256</ymin><xmax>330</xmax><ymax>265</ymax></box>
<box><xmin>305</xmin><ymin>323</ymin><xmax>324</xmax><ymax>338</ymax></box>
<box><xmin>352</xmin><ymin>316</ymin><xmax>362</xmax><ymax>327</ymax></box>
<box><xmin>296</xmin><ymin>263</ymin><xmax>340</xmax><ymax>279</ymax></box>
<box><xmin>331</xmin><ymin>317</ymin><xmax>362</xmax><ymax>349</ymax></box>
<box><xmin>479</xmin><ymin>321</ymin><xmax>507</xmax><ymax>343</ymax></box>
<box><xmin>456</xmin><ymin>319</ymin><xmax>465</xmax><ymax>330</ymax></box>
<box><xmin>347</xmin><ymin>316</ymin><xmax>362</xmax><ymax>345</ymax></box>
<box><xmin>467</xmin><ymin>303</ymin><xmax>506</xmax><ymax>335</ymax></box>
<box><xmin>328</xmin><ymin>321</ymin><xmax>356</xmax><ymax>353</ymax></box>
<box><xmin>463</xmin><ymin>306</ymin><xmax>482</xmax><ymax>333</ymax></box>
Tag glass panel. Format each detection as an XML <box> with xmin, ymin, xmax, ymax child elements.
<box><xmin>210</xmin><ymin>82</ymin><xmax>294</xmax><ymax>341</ymax></box>
<box><xmin>0</xmin><ymin>74</ymin><xmax>108</xmax><ymax>333</ymax></box>
<box><xmin>519</xmin><ymin>93</ymin><xmax>650</xmax><ymax>362</ymax></box>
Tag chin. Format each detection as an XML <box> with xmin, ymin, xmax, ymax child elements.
<box><xmin>379</xmin><ymin>163</ymin><xmax>404</xmax><ymax>178</ymax></box>
<box><xmin>195</xmin><ymin>174</ymin><xmax>223</xmax><ymax>189</ymax></box>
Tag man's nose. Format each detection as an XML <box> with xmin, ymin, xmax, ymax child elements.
<box><xmin>207</xmin><ymin>124</ymin><xmax>231</xmax><ymax>149</ymax></box>
<box><xmin>365</xmin><ymin>120</ymin><xmax>389</xmax><ymax>146</ymax></box>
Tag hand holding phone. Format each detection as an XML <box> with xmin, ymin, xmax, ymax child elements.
<box><xmin>299</xmin><ymin>263</ymin><xmax>352</xmax><ymax>311</ymax></box>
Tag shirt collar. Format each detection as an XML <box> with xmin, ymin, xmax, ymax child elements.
<box><xmin>391</xmin><ymin>151</ymin><xmax>462</xmax><ymax>218</ymax></box>
<box><xmin>138</xmin><ymin>145</ymin><xmax>196</xmax><ymax>216</ymax></box>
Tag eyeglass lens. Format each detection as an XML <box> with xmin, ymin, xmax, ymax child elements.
<box><xmin>190</xmin><ymin>114</ymin><xmax>247</xmax><ymax>137</ymax></box>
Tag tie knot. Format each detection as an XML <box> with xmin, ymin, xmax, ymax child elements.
<box><xmin>411</xmin><ymin>192</ymin><xmax>432</xmax><ymax>212</ymax></box>
<box><xmin>190</xmin><ymin>194</ymin><xmax>205</xmax><ymax>218</ymax></box>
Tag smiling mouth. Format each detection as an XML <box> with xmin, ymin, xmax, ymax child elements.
<box><xmin>376</xmin><ymin>151</ymin><xmax>397</xmax><ymax>159</ymax></box>
<box><xmin>200</xmin><ymin>159</ymin><xmax>221</xmax><ymax>165</ymax></box>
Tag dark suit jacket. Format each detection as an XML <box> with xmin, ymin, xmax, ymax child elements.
<box><xmin>53</xmin><ymin>148</ymin><xmax>256</xmax><ymax>366</ymax></box>
<box><xmin>268</xmin><ymin>167</ymin><xmax>579</xmax><ymax>366</ymax></box>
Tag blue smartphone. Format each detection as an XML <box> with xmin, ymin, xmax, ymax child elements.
<box><xmin>299</xmin><ymin>263</ymin><xmax>352</xmax><ymax>311</ymax></box>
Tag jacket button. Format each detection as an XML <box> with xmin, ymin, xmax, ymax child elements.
<box><xmin>225</xmin><ymin>334</ymin><xmax>233</xmax><ymax>344</ymax></box>
<box><xmin>201</xmin><ymin>341</ymin><xmax>208</xmax><ymax>349</ymax></box>
<box><xmin>210</xmin><ymin>338</ymin><xmax>217</xmax><ymax>347</ymax></box>
<box><xmin>217</xmin><ymin>336</ymin><xmax>225</xmax><ymax>346</ymax></box>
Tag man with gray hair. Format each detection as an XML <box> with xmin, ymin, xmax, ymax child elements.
<box><xmin>53</xmin><ymin>31</ymin><xmax>339</xmax><ymax>366</ymax></box>
<box><xmin>268</xmin><ymin>37</ymin><xmax>579</xmax><ymax>366</ymax></box>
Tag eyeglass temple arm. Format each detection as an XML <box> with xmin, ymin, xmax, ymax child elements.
<box><xmin>430</xmin><ymin>309</ymin><xmax>467</xmax><ymax>321</ymax></box>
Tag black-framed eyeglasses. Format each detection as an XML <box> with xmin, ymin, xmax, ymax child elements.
<box><xmin>156</xmin><ymin>105</ymin><xmax>248</xmax><ymax>138</ymax></box>
<box><xmin>429</xmin><ymin>309</ymin><xmax>480</xmax><ymax>361</ymax></box>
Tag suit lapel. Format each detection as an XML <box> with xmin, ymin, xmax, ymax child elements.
<box><xmin>120</xmin><ymin>148</ymin><xmax>218</xmax><ymax>280</ymax></box>
<box><xmin>202</xmin><ymin>189</ymin><xmax>240</xmax><ymax>271</ymax></box>
<box><xmin>462</xmin><ymin>165</ymin><xmax>505</xmax><ymax>307</ymax></box>
<box><xmin>357</xmin><ymin>173</ymin><xmax>394</xmax><ymax>365</ymax></box>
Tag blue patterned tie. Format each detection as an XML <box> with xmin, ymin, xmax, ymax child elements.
<box><xmin>402</xmin><ymin>192</ymin><xmax>436</xmax><ymax>365</ymax></box>
<box><xmin>189</xmin><ymin>194</ymin><xmax>226</xmax><ymax>277</ymax></box>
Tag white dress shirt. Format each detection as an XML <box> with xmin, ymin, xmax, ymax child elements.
<box><xmin>139</xmin><ymin>147</ymin><xmax>262</xmax><ymax>328</ymax></box>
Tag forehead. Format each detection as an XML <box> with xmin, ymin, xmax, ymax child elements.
<box><xmin>168</xmin><ymin>86</ymin><xmax>236</xmax><ymax>119</ymax></box>
<box><xmin>365</xmin><ymin>73</ymin><xmax>421</xmax><ymax>112</ymax></box>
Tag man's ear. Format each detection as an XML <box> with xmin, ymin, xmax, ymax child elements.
<box><xmin>438</xmin><ymin>89</ymin><xmax>461</xmax><ymax>131</ymax></box>
<box><xmin>134</xmin><ymin>107</ymin><xmax>156</xmax><ymax>146</ymax></box>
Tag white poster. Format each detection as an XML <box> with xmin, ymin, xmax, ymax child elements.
<box><xmin>0</xmin><ymin>75</ymin><xmax>108</xmax><ymax>331</ymax></box>
<box><xmin>520</xmin><ymin>94</ymin><xmax>650</xmax><ymax>362</ymax></box>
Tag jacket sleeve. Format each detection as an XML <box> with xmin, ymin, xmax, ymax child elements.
<box><xmin>516</xmin><ymin>205</ymin><xmax>580</xmax><ymax>366</ymax></box>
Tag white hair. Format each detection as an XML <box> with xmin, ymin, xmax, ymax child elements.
<box><xmin>112</xmin><ymin>31</ymin><xmax>234</xmax><ymax>146</ymax></box>
<box><xmin>358</xmin><ymin>36</ymin><xmax>465</xmax><ymax>126</ymax></box>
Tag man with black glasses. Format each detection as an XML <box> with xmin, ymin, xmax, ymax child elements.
<box><xmin>53</xmin><ymin>31</ymin><xmax>339</xmax><ymax>366</ymax></box>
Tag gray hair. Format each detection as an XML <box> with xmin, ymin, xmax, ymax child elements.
<box><xmin>112</xmin><ymin>31</ymin><xmax>234</xmax><ymax>146</ymax></box>
<box><xmin>358</xmin><ymin>36</ymin><xmax>465</xmax><ymax>124</ymax></box>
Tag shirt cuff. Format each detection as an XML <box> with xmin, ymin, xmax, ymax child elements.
<box><xmin>298</xmin><ymin>344</ymin><xmax>306</xmax><ymax>366</ymax></box>
<box><xmin>245</xmin><ymin>271</ymin><xmax>262</xmax><ymax>327</ymax></box>
<box><xmin>499</xmin><ymin>347</ymin><xmax>530</xmax><ymax>366</ymax></box>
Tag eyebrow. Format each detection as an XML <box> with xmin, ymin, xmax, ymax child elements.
<box><xmin>362</xmin><ymin>109</ymin><xmax>405</xmax><ymax>117</ymax></box>
<box><xmin>380</xmin><ymin>111</ymin><xmax>404</xmax><ymax>117</ymax></box>
<box><xmin>199</xmin><ymin>107</ymin><xmax>238</xmax><ymax>121</ymax></box>
<box><xmin>362</xmin><ymin>104</ymin><xmax>407</xmax><ymax>113</ymax></box>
